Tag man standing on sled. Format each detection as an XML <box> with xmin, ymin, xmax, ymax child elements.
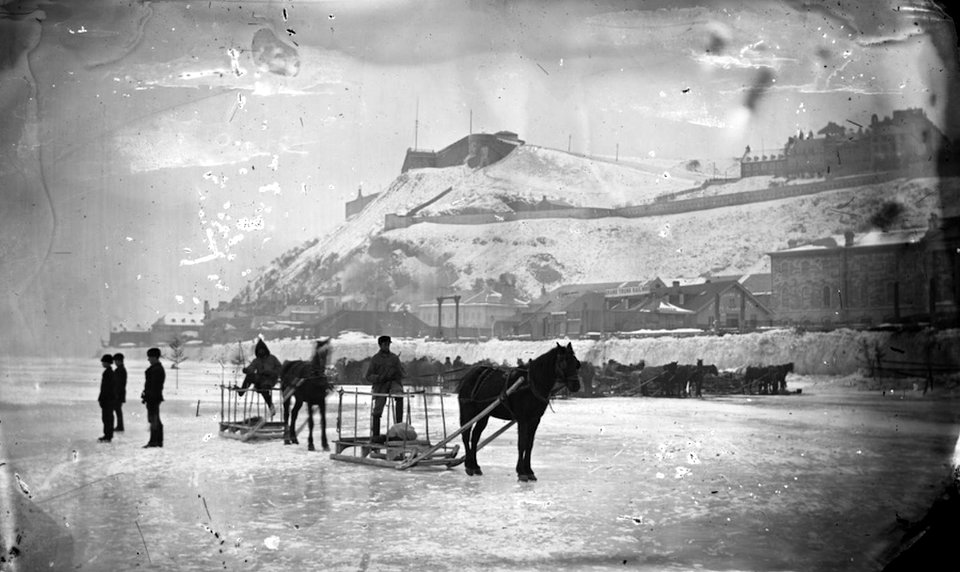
<box><xmin>240</xmin><ymin>338</ymin><xmax>281</xmax><ymax>418</ymax></box>
<box><xmin>365</xmin><ymin>335</ymin><xmax>405</xmax><ymax>440</ymax></box>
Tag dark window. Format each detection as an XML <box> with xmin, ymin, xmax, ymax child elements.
<box><xmin>822</xmin><ymin>286</ymin><xmax>831</xmax><ymax>308</ymax></box>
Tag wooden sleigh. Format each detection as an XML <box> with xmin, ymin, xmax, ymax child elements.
<box><xmin>329</xmin><ymin>377</ymin><xmax>526</xmax><ymax>470</ymax></box>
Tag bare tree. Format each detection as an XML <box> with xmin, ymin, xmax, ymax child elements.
<box><xmin>168</xmin><ymin>336</ymin><xmax>188</xmax><ymax>390</ymax></box>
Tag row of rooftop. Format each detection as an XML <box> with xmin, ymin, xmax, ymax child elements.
<box><xmin>109</xmin><ymin>212</ymin><xmax>959</xmax><ymax>346</ymax></box>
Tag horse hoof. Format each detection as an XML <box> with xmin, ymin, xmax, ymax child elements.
<box><xmin>322</xmin><ymin>445</ymin><xmax>330</xmax><ymax>452</ymax></box>
<box><xmin>474</xmin><ymin>467</ymin><xmax>483</xmax><ymax>476</ymax></box>
<box><xmin>284</xmin><ymin>440</ymin><xmax>292</xmax><ymax>445</ymax></box>
<box><xmin>518</xmin><ymin>474</ymin><xmax>529</xmax><ymax>482</ymax></box>
<box><xmin>527</xmin><ymin>474</ymin><xmax>538</xmax><ymax>482</ymax></box>
<box><xmin>465</xmin><ymin>467</ymin><xmax>475</xmax><ymax>476</ymax></box>
<box><xmin>308</xmin><ymin>444</ymin><xmax>316</xmax><ymax>452</ymax></box>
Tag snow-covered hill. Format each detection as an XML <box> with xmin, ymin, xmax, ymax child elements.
<box><xmin>239</xmin><ymin>144</ymin><xmax>950</xmax><ymax>307</ymax></box>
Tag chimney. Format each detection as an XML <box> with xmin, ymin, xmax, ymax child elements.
<box><xmin>672</xmin><ymin>280</ymin><xmax>680</xmax><ymax>289</ymax></box>
<box><xmin>844</xmin><ymin>231</ymin><xmax>855</xmax><ymax>247</ymax></box>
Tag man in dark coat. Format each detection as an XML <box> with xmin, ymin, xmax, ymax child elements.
<box><xmin>97</xmin><ymin>354</ymin><xmax>116</xmax><ymax>442</ymax></box>
<box><xmin>142</xmin><ymin>347</ymin><xmax>165</xmax><ymax>448</ymax></box>
<box><xmin>240</xmin><ymin>338</ymin><xmax>281</xmax><ymax>417</ymax></box>
<box><xmin>112</xmin><ymin>353</ymin><xmax>127</xmax><ymax>432</ymax></box>
<box><xmin>365</xmin><ymin>335</ymin><xmax>405</xmax><ymax>439</ymax></box>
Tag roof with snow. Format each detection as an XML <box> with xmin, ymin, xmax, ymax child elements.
<box><xmin>771</xmin><ymin>227</ymin><xmax>928</xmax><ymax>255</ymax></box>
<box><xmin>664</xmin><ymin>279</ymin><xmax>772</xmax><ymax>315</ymax></box>
<box><xmin>638</xmin><ymin>300</ymin><xmax>695</xmax><ymax>315</ymax></box>
<box><xmin>157</xmin><ymin>313</ymin><xmax>205</xmax><ymax>326</ymax></box>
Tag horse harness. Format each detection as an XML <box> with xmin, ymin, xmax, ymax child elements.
<box><xmin>283</xmin><ymin>373</ymin><xmax>329</xmax><ymax>401</ymax></box>
<box><xmin>465</xmin><ymin>366</ymin><xmax>566</xmax><ymax>420</ymax></box>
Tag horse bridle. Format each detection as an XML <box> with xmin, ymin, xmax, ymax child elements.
<box><xmin>528</xmin><ymin>353</ymin><xmax>579</xmax><ymax>403</ymax></box>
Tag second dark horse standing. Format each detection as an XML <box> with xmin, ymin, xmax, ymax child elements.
<box><xmin>457</xmin><ymin>342</ymin><xmax>581</xmax><ymax>481</ymax></box>
<box><xmin>280</xmin><ymin>339</ymin><xmax>334</xmax><ymax>451</ymax></box>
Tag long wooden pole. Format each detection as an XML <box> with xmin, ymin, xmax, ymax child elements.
<box><xmin>397</xmin><ymin>376</ymin><xmax>525</xmax><ymax>470</ymax></box>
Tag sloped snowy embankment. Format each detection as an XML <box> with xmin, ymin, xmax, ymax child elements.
<box><xmin>181</xmin><ymin>328</ymin><xmax>960</xmax><ymax>377</ymax></box>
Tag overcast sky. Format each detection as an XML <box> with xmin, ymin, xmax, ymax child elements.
<box><xmin>1</xmin><ymin>0</ymin><xmax>957</xmax><ymax>356</ymax></box>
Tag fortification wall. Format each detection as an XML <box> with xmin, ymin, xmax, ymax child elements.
<box><xmin>384</xmin><ymin>167</ymin><xmax>934</xmax><ymax>231</ymax></box>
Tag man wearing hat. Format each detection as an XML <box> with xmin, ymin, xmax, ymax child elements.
<box><xmin>364</xmin><ymin>335</ymin><xmax>405</xmax><ymax>439</ymax></box>
<box><xmin>141</xmin><ymin>347</ymin><xmax>165</xmax><ymax>448</ymax></box>
<box><xmin>112</xmin><ymin>353</ymin><xmax>127</xmax><ymax>432</ymax></box>
<box><xmin>97</xmin><ymin>354</ymin><xmax>117</xmax><ymax>443</ymax></box>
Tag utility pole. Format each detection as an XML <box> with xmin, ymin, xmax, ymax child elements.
<box><xmin>414</xmin><ymin>97</ymin><xmax>419</xmax><ymax>150</ymax></box>
<box><xmin>469</xmin><ymin>109</ymin><xmax>472</xmax><ymax>135</ymax></box>
<box><xmin>568</xmin><ymin>134</ymin><xmax>572</xmax><ymax>152</ymax></box>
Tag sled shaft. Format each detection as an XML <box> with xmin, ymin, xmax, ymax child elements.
<box><xmin>397</xmin><ymin>376</ymin><xmax>525</xmax><ymax>469</ymax></box>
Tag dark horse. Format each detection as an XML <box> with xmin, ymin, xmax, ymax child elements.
<box><xmin>457</xmin><ymin>342</ymin><xmax>581</xmax><ymax>481</ymax></box>
<box><xmin>280</xmin><ymin>340</ymin><xmax>334</xmax><ymax>451</ymax></box>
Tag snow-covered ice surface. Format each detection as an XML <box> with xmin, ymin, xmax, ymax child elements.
<box><xmin>2</xmin><ymin>356</ymin><xmax>959</xmax><ymax>571</ymax></box>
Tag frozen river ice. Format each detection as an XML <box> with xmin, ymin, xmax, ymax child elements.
<box><xmin>1</xmin><ymin>357</ymin><xmax>959</xmax><ymax>571</ymax></box>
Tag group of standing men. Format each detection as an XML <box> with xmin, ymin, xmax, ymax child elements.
<box><xmin>97</xmin><ymin>348</ymin><xmax>165</xmax><ymax>447</ymax></box>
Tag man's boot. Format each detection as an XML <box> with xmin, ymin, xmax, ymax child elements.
<box><xmin>144</xmin><ymin>424</ymin><xmax>158</xmax><ymax>448</ymax></box>
<box><xmin>395</xmin><ymin>399</ymin><xmax>404</xmax><ymax>425</ymax></box>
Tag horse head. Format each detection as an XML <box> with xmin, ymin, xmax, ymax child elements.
<box><xmin>554</xmin><ymin>342</ymin><xmax>581</xmax><ymax>393</ymax></box>
<box><xmin>310</xmin><ymin>339</ymin><xmax>333</xmax><ymax>381</ymax></box>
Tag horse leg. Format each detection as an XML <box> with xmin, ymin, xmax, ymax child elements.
<box><xmin>319</xmin><ymin>398</ymin><xmax>329</xmax><ymax>451</ymax></box>
<box><xmin>283</xmin><ymin>397</ymin><xmax>293</xmax><ymax>445</ymax></box>
<box><xmin>516</xmin><ymin>420</ymin><xmax>528</xmax><ymax>480</ymax></box>
<box><xmin>516</xmin><ymin>418</ymin><xmax>541</xmax><ymax>481</ymax></box>
<box><xmin>289</xmin><ymin>400</ymin><xmax>302</xmax><ymax>445</ymax></box>
<box><xmin>459</xmin><ymin>411</ymin><xmax>477</xmax><ymax>475</ymax></box>
<box><xmin>469</xmin><ymin>416</ymin><xmax>489</xmax><ymax>476</ymax></box>
<box><xmin>307</xmin><ymin>404</ymin><xmax>315</xmax><ymax>451</ymax></box>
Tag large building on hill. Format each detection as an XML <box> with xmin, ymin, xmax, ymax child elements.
<box><xmin>401</xmin><ymin>131</ymin><xmax>524</xmax><ymax>173</ymax></box>
<box><xmin>741</xmin><ymin>108</ymin><xmax>948</xmax><ymax>179</ymax></box>
<box><xmin>767</xmin><ymin>214</ymin><xmax>958</xmax><ymax>327</ymax></box>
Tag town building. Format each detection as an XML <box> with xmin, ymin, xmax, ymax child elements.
<box><xmin>741</xmin><ymin>108</ymin><xmax>948</xmax><ymax>179</ymax></box>
<box><xmin>416</xmin><ymin>287</ymin><xmax>529</xmax><ymax>338</ymax></box>
<box><xmin>311</xmin><ymin>310</ymin><xmax>431</xmax><ymax>339</ymax></box>
<box><xmin>767</xmin><ymin>214</ymin><xmax>958</xmax><ymax>327</ymax></box>
<box><xmin>150</xmin><ymin>312</ymin><xmax>206</xmax><ymax>342</ymax></box>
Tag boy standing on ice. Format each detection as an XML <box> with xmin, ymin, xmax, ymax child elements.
<box><xmin>97</xmin><ymin>354</ymin><xmax>117</xmax><ymax>443</ymax></box>
<box><xmin>112</xmin><ymin>353</ymin><xmax>127</xmax><ymax>432</ymax></box>
<box><xmin>142</xmin><ymin>347</ymin><xmax>165</xmax><ymax>448</ymax></box>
